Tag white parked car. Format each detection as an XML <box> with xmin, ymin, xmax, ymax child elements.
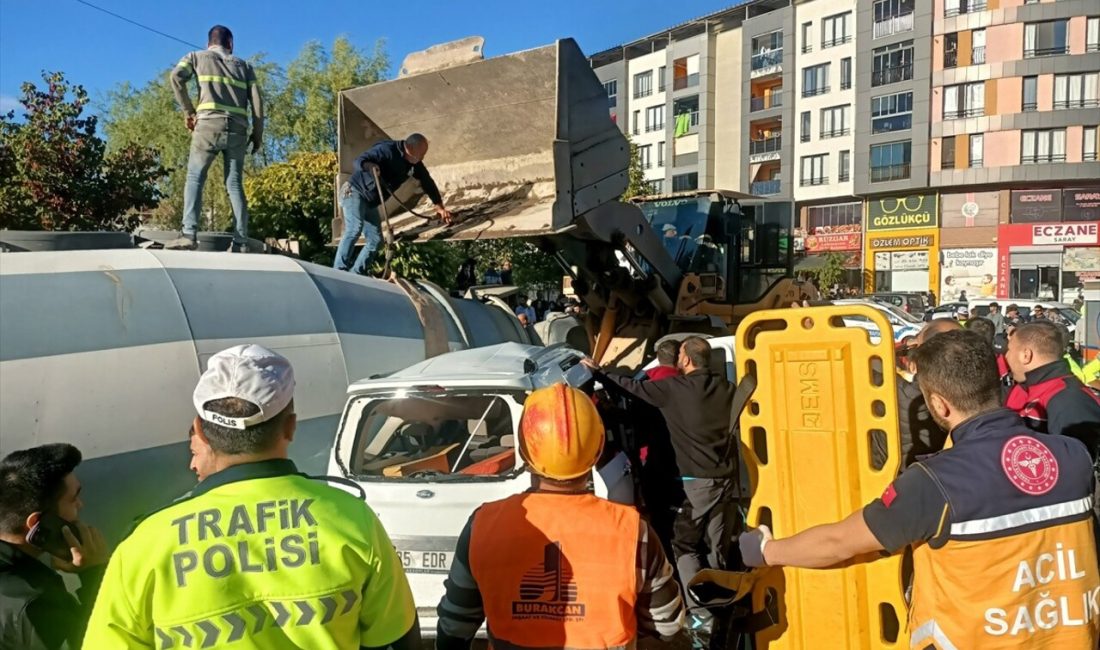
<box><xmin>327</xmin><ymin>342</ymin><xmax>633</xmax><ymax>633</ymax></box>
<box><xmin>832</xmin><ymin>299</ymin><xmax>924</xmax><ymax>346</ymax></box>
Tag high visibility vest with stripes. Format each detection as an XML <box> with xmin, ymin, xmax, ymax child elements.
<box><xmin>907</xmin><ymin>414</ymin><xmax>1100</xmax><ymax>649</ymax></box>
<box><xmin>177</xmin><ymin>48</ymin><xmax>255</xmax><ymax>123</ymax></box>
<box><xmin>468</xmin><ymin>492</ymin><xmax>639</xmax><ymax>650</ymax></box>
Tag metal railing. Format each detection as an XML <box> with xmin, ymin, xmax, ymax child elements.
<box><xmin>633</xmin><ymin>88</ymin><xmax>653</xmax><ymax>99</ymax></box>
<box><xmin>751</xmin><ymin>180</ymin><xmax>781</xmax><ymax>195</ymax></box>
<box><xmin>801</xmin><ymin>133</ymin><xmax>811</xmax><ymax>143</ymax></box>
<box><xmin>1053</xmin><ymin>98</ymin><xmax>1100</xmax><ymax>109</ymax></box>
<box><xmin>642</xmin><ymin>162</ymin><xmax>652</xmax><ymax>169</ymax></box>
<box><xmin>820</xmin><ymin>128</ymin><xmax>851</xmax><ymax>139</ymax></box>
<box><xmin>944</xmin><ymin>0</ymin><xmax>986</xmax><ymax>18</ymax></box>
<box><xmin>870</xmin><ymin>163</ymin><xmax>911</xmax><ymax>182</ymax></box>
<box><xmin>645</xmin><ymin>122</ymin><xmax>665</xmax><ymax>132</ymax></box>
<box><xmin>872</xmin><ymin>64</ymin><xmax>913</xmax><ymax>87</ymax></box>
<box><xmin>944</xmin><ymin>51</ymin><xmax>958</xmax><ymax>68</ymax></box>
<box><xmin>839</xmin><ymin>172</ymin><xmax>851</xmax><ymax>182</ymax></box>
<box><xmin>800</xmin><ymin>176</ymin><xmax>829</xmax><ymax>187</ymax></box>
<box><xmin>1021</xmin><ymin>153</ymin><xmax>1066</xmax><ymax>164</ymax></box>
<box><xmin>942</xmin><ymin>155</ymin><xmax>955</xmax><ymax>168</ymax></box>
<box><xmin>802</xmin><ymin>44</ymin><xmax>813</xmax><ymax>54</ymax></box>
<box><xmin>873</xmin><ymin>13</ymin><xmax>914</xmax><ymax>39</ymax></box>
<box><xmin>822</xmin><ymin>35</ymin><xmax>853</xmax><ymax>48</ymax></box>
<box><xmin>1022</xmin><ymin>101</ymin><xmax>1038</xmax><ymax>112</ymax></box>
<box><xmin>1024</xmin><ymin>45</ymin><xmax>1069</xmax><ymax>58</ymax></box>
<box><xmin>872</xmin><ymin>114</ymin><xmax>913</xmax><ymax>133</ymax></box>
<box><xmin>1088</xmin><ymin>43</ymin><xmax>1100</xmax><ymax>53</ymax></box>
<box><xmin>972</xmin><ymin>47</ymin><xmax>986</xmax><ymax>64</ymax></box>
<box><xmin>944</xmin><ymin>106</ymin><xmax>985</xmax><ymax>119</ymax></box>
<box><xmin>751</xmin><ymin>49</ymin><xmax>783</xmax><ymax>71</ymax></box>
<box><xmin>750</xmin><ymin>136</ymin><xmax>782</xmax><ymax>156</ymax></box>
<box><xmin>969</xmin><ymin>157</ymin><xmax>983</xmax><ymax>168</ymax></box>
<box><xmin>750</xmin><ymin>92</ymin><xmax>784</xmax><ymax>112</ymax></box>
<box><xmin>803</xmin><ymin>85</ymin><xmax>830</xmax><ymax>98</ymax></box>
<box><xmin>1084</xmin><ymin>151</ymin><xmax>1098</xmax><ymax>161</ymax></box>
<box><xmin>841</xmin><ymin>79</ymin><xmax>852</xmax><ymax>90</ymax></box>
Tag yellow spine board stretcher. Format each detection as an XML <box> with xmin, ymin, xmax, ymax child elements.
<box><xmin>735</xmin><ymin>305</ymin><xmax>908</xmax><ymax>649</ymax></box>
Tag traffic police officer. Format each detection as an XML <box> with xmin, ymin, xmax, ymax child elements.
<box><xmin>83</xmin><ymin>344</ymin><xmax>419</xmax><ymax>649</ymax></box>
<box><xmin>740</xmin><ymin>330</ymin><xmax>1099</xmax><ymax>649</ymax></box>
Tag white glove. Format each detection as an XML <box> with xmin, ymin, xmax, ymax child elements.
<box><xmin>739</xmin><ymin>525</ymin><xmax>773</xmax><ymax>568</ymax></box>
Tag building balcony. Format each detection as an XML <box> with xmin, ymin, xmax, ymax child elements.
<box><xmin>673</xmin><ymin>73</ymin><xmax>699</xmax><ymax>91</ymax></box>
<box><xmin>1024</xmin><ymin>45</ymin><xmax>1069</xmax><ymax>58</ymax></box>
<box><xmin>750</xmin><ymin>49</ymin><xmax>783</xmax><ymax>78</ymax></box>
<box><xmin>872</xmin><ymin>64</ymin><xmax>913</xmax><ymax>87</ymax></box>
<box><xmin>873</xmin><ymin>13</ymin><xmax>913</xmax><ymax>39</ymax></box>
<box><xmin>944</xmin><ymin>0</ymin><xmax>986</xmax><ymax>18</ymax></box>
<box><xmin>944</xmin><ymin>106</ymin><xmax>984</xmax><ymax>120</ymax></box>
<box><xmin>751</xmin><ymin>180</ymin><xmax>781</xmax><ymax>196</ymax></box>
<box><xmin>749</xmin><ymin>136</ymin><xmax>782</xmax><ymax>162</ymax></box>
<box><xmin>750</xmin><ymin>91</ymin><xmax>783</xmax><ymax>112</ymax></box>
<box><xmin>870</xmin><ymin>163</ymin><xmax>911</xmax><ymax>182</ymax></box>
<box><xmin>1054</xmin><ymin>99</ymin><xmax>1100</xmax><ymax>110</ymax></box>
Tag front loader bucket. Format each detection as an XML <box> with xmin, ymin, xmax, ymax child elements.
<box><xmin>335</xmin><ymin>38</ymin><xmax>628</xmax><ymax>243</ymax></box>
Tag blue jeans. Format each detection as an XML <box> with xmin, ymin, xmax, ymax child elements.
<box><xmin>333</xmin><ymin>184</ymin><xmax>382</xmax><ymax>275</ymax></box>
<box><xmin>182</xmin><ymin>119</ymin><xmax>249</xmax><ymax>244</ymax></box>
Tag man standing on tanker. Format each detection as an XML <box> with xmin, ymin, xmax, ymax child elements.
<box><xmin>334</xmin><ymin>134</ymin><xmax>454</xmax><ymax>275</ymax></box>
<box><xmin>84</xmin><ymin>344</ymin><xmax>420</xmax><ymax>649</ymax></box>
<box><xmin>738</xmin><ymin>330</ymin><xmax>1100</xmax><ymax>648</ymax></box>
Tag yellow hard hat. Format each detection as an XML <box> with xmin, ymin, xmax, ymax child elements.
<box><xmin>519</xmin><ymin>383</ymin><xmax>605</xmax><ymax>480</ymax></box>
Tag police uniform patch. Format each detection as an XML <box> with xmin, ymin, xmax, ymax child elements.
<box><xmin>1001</xmin><ymin>435</ymin><xmax>1059</xmax><ymax>496</ymax></box>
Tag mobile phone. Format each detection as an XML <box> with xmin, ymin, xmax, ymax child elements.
<box><xmin>26</xmin><ymin>512</ymin><xmax>81</xmax><ymax>561</ymax></box>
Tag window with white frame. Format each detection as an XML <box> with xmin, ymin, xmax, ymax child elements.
<box><xmin>1022</xmin><ymin>76</ymin><xmax>1038</xmax><ymax>112</ymax></box>
<box><xmin>645</xmin><ymin>105</ymin><xmax>665</xmax><ymax>132</ymax></box>
<box><xmin>800</xmin><ymin>154</ymin><xmax>829</xmax><ymax>186</ymax></box>
<box><xmin>802</xmin><ymin>22</ymin><xmax>813</xmax><ymax>53</ymax></box>
<box><xmin>840</xmin><ymin>58</ymin><xmax>852</xmax><ymax>90</ymax></box>
<box><xmin>1084</xmin><ymin>127</ymin><xmax>1098</xmax><ymax>161</ymax></box>
<box><xmin>820</xmin><ymin>105</ymin><xmax>850</xmax><ymax>138</ymax></box>
<box><xmin>872</xmin><ymin>41</ymin><xmax>914</xmax><ymax>86</ymax></box>
<box><xmin>839</xmin><ymin>150</ymin><xmax>851</xmax><ymax>182</ymax></box>
<box><xmin>871</xmin><ymin>91</ymin><xmax>913</xmax><ymax>133</ymax></box>
<box><xmin>1089</xmin><ymin>18</ymin><xmax>1099</xmax><ymax>53</ymax></box>
<box><xmin>658</xmin><ymin>66</ymin><xmax>667</xmax><ymax>91</ymax></box>
<box><xmin>604</xmin><ymin>80</ymin><xmax>618</xmax><ymax>109</ymax></box>
<box><xmin>657</xmin><ymin>141</ymin><xmax>666</xmax><ymax>167</ymax></box>
<box><xmin>638</xmin><ymin>144</ymin><xmax>652</xmax><ymax>169</ymax></box>
<box><xmin>649</xmin><ymin>179</ymin><xmax>664</xmax><ymax>194</ymax></box>
<box><xmin>803</xmin><ymin>63</ymin><xmax>830</xmax><ymax>97</ymax></box>
<box><xmin>969</xmin><ymin>133</ymin><xmax>983</xmax><ymax>167</ymax></box>
<box><xmin>801</xmin><ymin>111</ymin><xmax>811</xmax><ymax>142</ymax></box>
<box><xmin>1021</xmin><ymin>129</ymin><xmax>1066</xmax><ymax>164</ymax></box>
<box><xmin>972</xmin><ymin>29</ymin><xmax>986</xmax><ymax>64</ymax></box>
<box><xmin>1024</xmin><ymin>20</ymin><xmax>1068</xmax><ymax>58</ymax></box>
<box><xmin>1053</xmin><ymin>73</ymin><xmax>1099</xmax><ymax>109</ymax></box>
<box><xmin>633</xmin><ymin>70</ymin><xmax>653</xmax><ymax>99</ymax></box>
<box><xmin>943</xmin><ymin>82</ymin><xmax>985</xmax><ymax>119</ymax></box>
<box><xmin>822</xmin><ymin>13</ymin><xmax>851</xmax><ymax>48</ymax></box>
<box><xmin>632</xmin><ymin>110</ymin><xmax>640</xmax><ymax>135</ymax></box>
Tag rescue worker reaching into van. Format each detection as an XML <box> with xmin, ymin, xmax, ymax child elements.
<box><xmin>435</xmin><ymin>383</ymin><xmax>684</xmax><ymax>649</ymax></box>
<box><xmin>739</xmin><ymin>330</ymin><xmax>1100</xmax><ymax>649</ymax></box>
<box><xmin>83</xmin><ymin>344</ymin><xmax>419</xmax><ymax>650</ymax></box>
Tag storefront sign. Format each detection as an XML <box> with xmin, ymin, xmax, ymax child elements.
<box><xmin>867</xmin><ymin>194</ymin><xmax>939</xmax><ymax>231</ymax></box>
<box><xmin>1063</xmin><ymin>247</ymin><xmax>1100</xmax><ymax>273</ymax></box>
<box><xmin>1010</xmin><ymin>190</ymin><xmax>1062</xmax><ymax>223</ymax></box>
<box><xmin>869</xmin><ymin>234</ymin><xmax>934</xmax><ymax>249</ymax></box>
<box><xmin>941</xmin><ymin>248</ymin><xmax>997</xmax><ymax>302</ymax></box>
<box><xmin>805</xmin><ymin>232</ymin><xmax>862</xmax><ymax>252</ymax></box>
<box><xmin>1031</xmin><ymin>223</ymin><xmax>1099</xmax><ymax>245</ymax></box>
<box><xmin>891</xmin><ymin>251</ymin><xmax>929</xmax><ymax>271</ymax></box>
<box><xmin>1063</xmin><ymin>188</ymin><xmax>1100</xmax><ymax>222</ymax></box>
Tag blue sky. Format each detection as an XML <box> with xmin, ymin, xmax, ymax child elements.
<box><xmin>0</xmin><ymin>0</ymin><xmax>733</xmax><ymax>114</ymax></box>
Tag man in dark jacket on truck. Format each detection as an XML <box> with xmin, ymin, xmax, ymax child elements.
<box><xmin>582</xmin><ymin>336</ymin><xmax>735</xmax><ymax>635</ymax></box>
<box><xmin>333</xmin><ymin>134</ymin><xmax>454</xmax><ymax>275</ymax></box>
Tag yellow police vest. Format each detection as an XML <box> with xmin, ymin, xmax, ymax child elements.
<box><xmin>83</xmin><ymin>460</ymin><xmax>415</xmax><ymax>649</ymax></box>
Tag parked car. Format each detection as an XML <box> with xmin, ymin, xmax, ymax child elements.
<box><xmin>927</xmin><ymin>299</ymin><xmax>1079</xmax><ymax>334</ymax></box>
<box><xmin>832</xmin><ymin>299</ymin><xmax>924</xmax><ymax>346</ymax></box>
<box><xmin>870</xmin><ymin>292</ymin><xmax>931</xmax><ymax>317</ymax></box>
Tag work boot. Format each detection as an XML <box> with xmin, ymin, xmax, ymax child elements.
<box><xmin>228</xmin><ymin>241</ymin><xmax>251</xmax><ymax>254</ymax></box>
<box><xmin>164</xmin><ymin>235</ymin><xmax>197</xmax><ymax>250</ymax></box>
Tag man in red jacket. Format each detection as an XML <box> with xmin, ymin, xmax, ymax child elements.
<box><xmin>1005</xmin><ymin>320</ymin><xmax>1100</xmax><ymax>459</ymax></box>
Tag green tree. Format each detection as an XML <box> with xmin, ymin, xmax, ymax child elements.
<box><xmin>812</xmin><ymin>252</ymin><xmax>848</xmax><ymax>290</ymax></box>
<box><xmin>620</xmin><ymin>135</ymin><xmax>648</xmax><ymax>201</ymax></box>
<box><xmin>265</xmin><ymin>37</ymin><xmax>388</xmax><ymax>157</ymax></box>
<box><xmin>244</xmin><ymin>151</ymin><xmax>336</xmax><ymax>264</ymax></box>
<box><xmin>0</xmin><ymin>72</ymin><xmax>165</xmax><ymax>231</ymax></box>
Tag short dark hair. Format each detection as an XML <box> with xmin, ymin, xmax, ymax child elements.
<box><xmin>989</xmin><ymin>302</ymin><xmax>1000</xmax><ymax>310</ymax></box>
<box><xmin>1006</xmin><ymin>303</ymin><xmax>1019</xmax><ymax>313</ymax></box>
<box><xmin>911</xmin><ymin>330</ymin><xmax>1001</xmax><ymax>415</ymax></box>
<box><xmin>655</xmin><ymin>339</ymin><xmax>681</xmax><ymax>366</ymax></box>
<box><xmin>200</xmin><ymin>398</ymin><xmax>292</xmax><ymax>455</ymax></box>
<box><xmin>208</xmin><ymin>25</ymin><xmax>233</xmax><ymax>48</ymax></box>
<box><xmin>1012</xmin><ymin>321</ymin><xmax>1066</xmax><ymax>359</ymax></box>
<box><xmin>0</xmin><ymin>444</ymin><xmax>82</xmax><ymax>534</ymax></box>
<box><xmin>405</xmin><ymin>133</ymin><xmax>428</xmax><ymax>150</ymax></box>
<box><xmin>681</xmin><ymin>336</ymin><xmax>711</xmax><ymax>370</ymax></box>
<box><xmin>966</xmin><ymin>317</ymin><xmax>996</xmax><ymax>345</ymax></box>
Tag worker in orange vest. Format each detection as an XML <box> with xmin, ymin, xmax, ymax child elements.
<box><xmin>435</xmin><ymin>383</ymin><xmax>685</xmax><ymax>649</ymax></box>
<box><xmin>740</xmin><ymin>330</ymin><xmax>1100</xmax><ymax>648</ymax></box>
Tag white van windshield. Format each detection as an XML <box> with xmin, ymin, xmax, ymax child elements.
<box><xmin>348</xmin><ymin>391</ymin><xmax>521</xmax><ymax>481</ymax></box>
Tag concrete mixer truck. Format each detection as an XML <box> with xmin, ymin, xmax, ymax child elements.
<box><xmin>333</xmin><ymin>37</ymin><xmax>817</xmax><ymax>370</ymax></box>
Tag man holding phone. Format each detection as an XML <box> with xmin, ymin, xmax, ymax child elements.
<box><xmin>0</xmin><ymin>443</ymin><xmax>110</xmax><ymax>649</ymax></box>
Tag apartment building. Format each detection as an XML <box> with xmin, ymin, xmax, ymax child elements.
<box><xmin>928</xmin><ymin>0</ymin><xmax>1100</xmax><ymax>302</ymax></box>
<box><xmin>591</xmin><ymin>0</ymin><xmax>1099</xmax><ymax>300</ymax></box>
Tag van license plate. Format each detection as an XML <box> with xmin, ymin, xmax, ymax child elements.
<box><xmin>398</xmin><ymin>549</ymin><xmax>453</xmax><ymax>574</ymax></box>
